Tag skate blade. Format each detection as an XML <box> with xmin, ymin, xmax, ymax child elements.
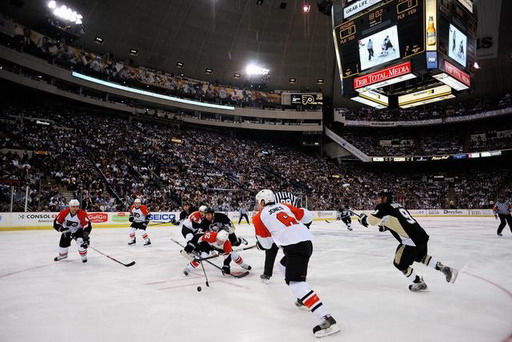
<box><xmin>449</xmin><ymin>269</ymin><xmax>459</xmax><ymax>284</ymax></box>
<box><xmin>314</xmin><ymin>324</ymin><xmax>341</xmax><ymax>338</ymax></box>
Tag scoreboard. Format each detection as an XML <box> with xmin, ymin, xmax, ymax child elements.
<box><xmin>334</xmin><ymin>0</ymin><xmax>424</xmax><ymax>79</ymax></box>
<box><xmin>332</xmin><ymin>0</ymin><xmax>477</xmax><ymax>108</ymax></box>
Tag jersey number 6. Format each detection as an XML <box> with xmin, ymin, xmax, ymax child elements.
<box><xmin>276</xmin><ymin>212</ymin><xmax>299</xmax><ymax>227</ymax></box>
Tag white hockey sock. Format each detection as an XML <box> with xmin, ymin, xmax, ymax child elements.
<box><xmin>129</xmin><ymin>227</ymin><xmax>136</xmax><ymax>239</ymax></box>
<box><xmin>404</xmin><ymin>267</ymin><xmax>418</xmax><ymax>284</ymax></box>
<box><xmin>141</xmin><ymin>232</ymin><xmax>149</xmax><ymax>241</ymax></box>
<box><xmin>289</xmin><ymin>281</ymin><xmax>329</xmax><ymax>321</ymax></box>
<box><xmin>58</xmin><ymin>247</ymin><xmax>68</xmax><ymax>257</ymax></box>
<box><xmin>422</xmin><ymin>255</ymin><xmax>438</xmax><ymax>269</ymax></box>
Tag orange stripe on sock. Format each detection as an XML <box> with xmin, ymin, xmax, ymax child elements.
<box><xmin>304</xmin><ymin>294</ymin><xmax>320</xmax><ymax>309</ymax></box>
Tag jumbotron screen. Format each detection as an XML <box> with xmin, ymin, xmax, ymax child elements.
<box><xmin>334</xmin><ymin>0</ymin><xmax>425</xmax><ymax>92</ymax></box>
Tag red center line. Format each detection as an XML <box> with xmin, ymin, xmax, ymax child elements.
<box><xmin>0</xmin><ymin>264</ymin><xmax>54</xmax><ymax>279</ymax></box>
<box><xmin>461</xmin><ymin>270</ymin><xmax>512</xmax><ymax>299</ymax></box>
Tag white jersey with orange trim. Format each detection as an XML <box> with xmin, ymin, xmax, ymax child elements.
<box><xmin>129</xmin><ymin>205</ymin><xmax>150</xmax><ymax>223</ymax></box>
<box><xmin>55</xmin><ymin>208</ymin><xmax>90</xmax><ymax>233</ymax></box>
<box><xmin>253</xmin><ymin>203</ymin><xmax>313</xmax><ymax>248</ymax></box>
<box><xmin>183</xmin><ymin>211</ymin><xmax>203</xmax><ymax>231</ymax></box>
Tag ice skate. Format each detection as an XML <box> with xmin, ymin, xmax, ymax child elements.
<box><xmin>128</xmin><ymin>239</ymin><xmax>136</xmax><ymax>245</ymax></box>
<box><xmin>239</xmin><ymin>262</ymin><xmax>251</xmax><ymax>270</ymax></box>
<box><xmin>144</xmin><ymin>239</ymin><xmax>151</xmax><ymax>246</ymax></box>
<box><xmin>54</xmin><ymin>255</ymin><xmax>68</xmax><ymax>261</ymax></box>
<box><xmin>81</xmin><ymin>257</ymin><xmax>87</xmax><ymax>263</ymax></box>
<box><xmin>438</xmin><ymin>263</ymin><xmax>458</xmax><ymax>284</ymax></box>
<box><xmin>409</xmin><ymin>276</ymin><xmax>428</xmax><ymax>291</ymax></box>
<box><xmin>260</xmin><ymin>274</ymin><xmax>270</xmax><ymax>284</ymax></box>
<box><xmin>313</xmin><ymin>315</ymin><xmax>341</xmax><ymax>338</ymax></box>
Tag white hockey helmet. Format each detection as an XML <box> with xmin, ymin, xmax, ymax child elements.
<box><xmin>198</xmin><ymin>205</ymin><xmax>208</xmax><ymax>212</ymax></box>
<box><xmin>134</xmin><ymin>198</ymin><xmax>142</xmax><ymax>204</ymax></box>
<box><xmin>69</xmin><ymin>199</ymin><xmax>80</xmax><ymax>207</ymax></box>
<box><xmin>216</xmin><ymin>230</ymin><xmax>229</xmax><ymax>243</ymax></box>
<box><xmin>255</xmin><ymin>189</ymin><xmax>276</xmax><ymax>206</ymax></box>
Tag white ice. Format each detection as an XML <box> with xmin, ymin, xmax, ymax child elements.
<box><xmin>0</xmin><ymin>217</ymin><xmax>511</xmax><ymax>342</ymax></box>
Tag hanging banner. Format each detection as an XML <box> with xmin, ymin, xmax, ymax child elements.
<box><xmin>476</xmin><ymin>0</ymin><xmax>502</xmax><ymax>60</ymax></box>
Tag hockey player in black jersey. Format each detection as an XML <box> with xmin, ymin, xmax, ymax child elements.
<box><xmin>201</xmin><ymin>207</ymin><xmax>248</xmax><ymax>247</ymax></box>
<box><xmin>359</xmin><ymin>190</ymin><xmax>458</xmax><ymax>291</ymax></box>
<box><xmin>338</xmin><ymin>205</ymin><xmax>353</xmax><ymax>231</ymax></box>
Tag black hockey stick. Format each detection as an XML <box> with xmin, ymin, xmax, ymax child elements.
<box><xmin>90</xmin><ymin>246</ymin><xmax>136</xmax><ymax>267</ymax></box>
<box><xmin>199</xmin><ymin>260</ymin><xmax>210</xmax><ymax>287</ymax></box>
<box><xmin>171</xmin><ymin>238</ymin><xmax>249</xmax><ymax>278</ymax></box>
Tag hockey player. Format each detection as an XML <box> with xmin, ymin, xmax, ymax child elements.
<box><xmin>201</xmin><ymin>207</ymin><xmax>248</xmax><ymax>246</ymax></box>
<box><xmin>260</xmin><ymin>191</ymin><xmax>304</xmax><ymax>283</ymax></box>
<box><xmin>53</xmin><ymin>199</ymin><xmax>91</xmax><ymax>263</ymax></box>
<box><xmin>338</xmin><ymin>205</ymin><xmax>353</xmax><ymax>231</ymax></box>
<box><xmin>359</xmin><ymin>190</ymin><xmax>458</xmax><ymax>292</ymax></box>
<box><xmin>128</xmin><ymin>198</ymin><xmax>151</xmax><ymax>246</ymax></box>
<box><xmin>181</xmin><ymin>205</ymin><xmax>208</xmax><ymax>242</ymax></box>
<box><xmin>181</xmin><ymin>230</ymin><xmax>251</xmax><ymax>275</ymax></box>
<box><xmin>177</xmin><ymin>203</ymin><xmax>193</xmax><ymax>225</ymax></box>
<box><xmin>253</xmin><ymin>189</ymin><xmax>340</xmax><ymax>338</ymax></box>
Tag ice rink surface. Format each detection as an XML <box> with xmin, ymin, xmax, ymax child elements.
<box><xmin>0</xmin><ymin>217</ymin><xmax>511</xmax><ymax>342</ymax></box>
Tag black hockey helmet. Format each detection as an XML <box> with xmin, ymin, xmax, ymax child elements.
<box><xmin>376</xmin><ymin>190</ymin><xmax>393</xmax><ymax>202</ymax></box>
<box><xmin>204</xmin><ymin>207</ymin><xmax>215</xmax><ymax>214</ymax></box>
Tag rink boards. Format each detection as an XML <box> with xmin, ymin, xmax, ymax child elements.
<box><xmin>0</xmin><ymin>209</ymin><xmax>494</xmax><ymax>231</ymax></box>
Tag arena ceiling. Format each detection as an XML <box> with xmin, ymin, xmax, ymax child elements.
<box><xmin>4</xmin><ymin>0</ymin><xmax>336</xmax><ymax>93</ymax></box>
<box><xmin>3</xmin><ymin>0</ymin><xmax>512</xmax><ymax>105</ymax></box>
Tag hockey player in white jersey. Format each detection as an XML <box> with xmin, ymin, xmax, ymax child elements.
<box><xmin>253</xmin><ymin>189</ymin><xmax>340</xmax><ymax>338</ymax></box>
<box><xmin>53</xmin><ymin>199</ymin><xmax>92</xmax><ymax>263</ymax></box>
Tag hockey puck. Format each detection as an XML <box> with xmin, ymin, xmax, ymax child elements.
<box><xmin>197</xmin><ymin>286</ymin><xmax>202</xmax><ymax>292</ymax></box>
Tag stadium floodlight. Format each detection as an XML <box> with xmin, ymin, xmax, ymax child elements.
<box><xmin>245</xmin><ymin>64</ymin><xmax>270</xmax><ymax>76</ymax></box>
<box><xmin>48</xmin><ymin>1</ymin><xmax>83</xmax><ymax>25</ymax></box>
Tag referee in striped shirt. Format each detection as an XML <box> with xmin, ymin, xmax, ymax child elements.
<box><xmin>260</xmin><ymin>191</ymin><xmax>303</xmax><ymax>282</ymax></box>
<box><xmin>493</xmin><ymin>196</ymin><xmax>512</xmax><ymax>236</ymax></box>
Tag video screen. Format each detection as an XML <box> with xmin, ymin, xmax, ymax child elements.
<box><xmin>358</xmin><ymin>25</ymin><xmax>400</xmax><ymax>71</ymax></box>
<box><xmin>448</xmin><ymin>24</ymin><xmax>467</xmax><ymax>67</ymax></box>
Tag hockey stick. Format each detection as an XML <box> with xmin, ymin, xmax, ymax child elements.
<box><xmin>89</xmin><ymin>246</ymin><xmax>136</xmax><ymax>267</ymax></box>
<box><xmin>199</xmin><ymin>260</ymin><xmax>210</xmax><ymax>287</ymax></box>
<box><xmin>148</xmin><ymin>220</ymin><xmax>174</xmax><ymax>226</ymax></box>
<box><xmin>193</xmin><ymin>244</ymin><xmax>257</xmax><ymax>262</ymax></box>
<box><xmin>171</xmin><ymin>238</ymin><xmax>250</xmax><ymax>278</ymax></box>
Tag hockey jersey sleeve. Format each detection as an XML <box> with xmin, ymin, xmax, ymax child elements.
<box><xmin>283</xmin><ymin>203</ymin><xmax>313</xmax><ymax>224</ymax></box>
<box><xmin>55</xmin><ymin>208</ymin><xmax>70</xmax><ymax>224</ymax></box>
<box><xmin>252</xmin><ymin>211</ymin><xmax>275</xmax><ymax>250</ymax></box>
<box><xmin>77</xmin><ymin>210</ymin><xmax>92</xmax><ymax>232</ymax></box>
<box><xmin>140</xmin><ymin>205</ymin><xmax>150</xmax><ymax>216</ymax></box>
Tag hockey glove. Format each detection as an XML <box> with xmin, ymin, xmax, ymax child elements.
<box><xmin>378</xmin><ymin>225</ymin><xmax>387</xmax><ymax>232</ymax></box>
<box><xmin>358</xmin><ymin>214</ymin><xmax>369</xmax><ymax>227</ymax></box>
<box><xmin>129</xmin><ymin>216</ymin><xmax>135</xmax><ymax>222</ymax></box>
<box><xmin>81</xmin><ymin>235</ymin><xmax>90</xmax><ymax>248</ymax></box>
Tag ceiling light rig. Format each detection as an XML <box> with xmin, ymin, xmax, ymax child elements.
<box><xmin>47</xmin><ymin>1</ymin><xmax>83</xmax><ymax>24</ymax></box>
<box><xmin>246</xmin><ymin>64</ymin><xmax>270</xmax><ymax>76</ymax></box>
